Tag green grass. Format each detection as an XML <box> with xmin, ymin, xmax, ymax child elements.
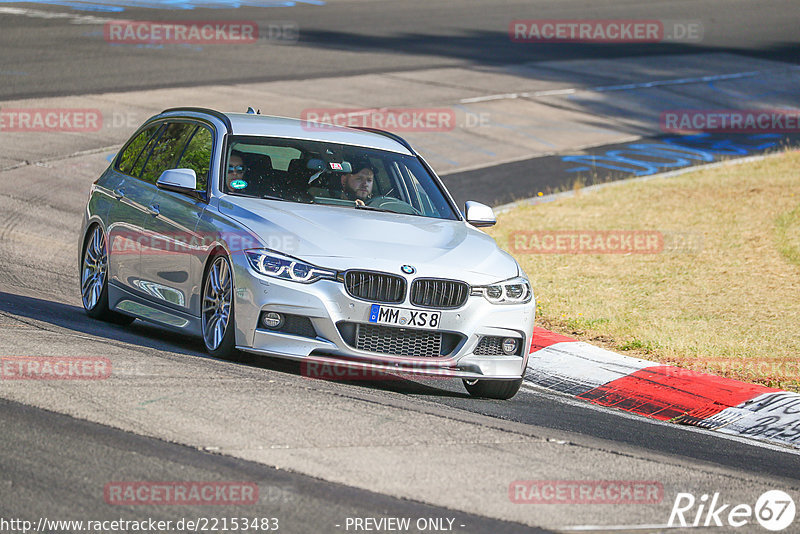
<box><xmin>490</xmin><ymin>149</ymin><xmax>800</xmax><ymax>391</ymax></box>
<box><xmin>776</xmin><ymin>204</ymin><xmax>800</xmax><ymax>268</ymax></box>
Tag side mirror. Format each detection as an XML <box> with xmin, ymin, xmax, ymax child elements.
<box><xmin>464</xmin><ymin>201</ymin><xmax>496</xmax><ymax>227</ymax></box>
<box><xmin>156</xmin><ymin>168</ymin><xmax>197</xmax><ymax>194</ymax></box>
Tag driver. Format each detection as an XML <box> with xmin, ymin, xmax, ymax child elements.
<box><xmin>341</xmin><ymin>159</ymin><xmax>375</xmax><ymax>204</ymax></box>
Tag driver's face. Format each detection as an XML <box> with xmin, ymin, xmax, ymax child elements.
<box><xmin>342</xmin><ymin>168</ymin><xmax>374</xmax><ymax>200</ymax></box>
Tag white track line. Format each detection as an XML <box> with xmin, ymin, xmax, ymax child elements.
<box><xmin>561</xmin><ymin>523</ymin><xmax>686</xmax><ymax>531</ymax></box>
<box><xmin>459</xmin><ymin>66</ymin><xmax>800</xmax><ymax>104</ymax></box>
<box><xmin>0</xmin><ymin>6</ymin><xmax>120</xmax><ymax>24</ymax></box>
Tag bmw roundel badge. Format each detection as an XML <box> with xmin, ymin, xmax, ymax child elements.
<box><xmin>401</xmin><ymin>265</ymin><xmax>416</xmax><ymax>274</ymax></box>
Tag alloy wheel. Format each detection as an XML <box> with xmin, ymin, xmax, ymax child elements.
<box><xmin>81</xmin><ymin>226</ymin><xmax>107</xmax><ymax>311</ymax></box>
<box><xmin>202</xmin><ymin>256</ymin><xmax>233</xmax><ymax>351</ymax></box>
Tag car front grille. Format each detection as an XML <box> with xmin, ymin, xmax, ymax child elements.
<box><xmin>410</xmin><ymin>278</ymin><xmax>469</xmax><ymax>309</ymax></box>
<box><xmin>344</xmin><ymin>270</ymin><xmax>406</xmax><ymax>304</ymax></box>
<box><xmin>357</xmin><ymin>323</ymin><xmax>441</xmax><ymax>357</ymax></box>
<box><xmin>337</xmin><ymin>322</ymin><xmax>463</xmax><ymax>358</ymax></box>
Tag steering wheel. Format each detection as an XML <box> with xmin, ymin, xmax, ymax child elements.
<box><xmin>367</xmin><ymin>196</ymin><xmax>421</xmax><ymax>215</ymax></box>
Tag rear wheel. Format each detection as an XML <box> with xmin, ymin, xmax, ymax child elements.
<box><xmin>80</xmin><ymin>225</ymin><xmax>134</xmax><ymax>325</ymax></box>
<box><xmin>201</xmin><ymin>254</ymin><xmax>242</xmax><ymax>361</ymax></box>
<box><xmin>462</xmin><ymin>378</ymin><xmax>523</xmax><ymax>400</ymax></box>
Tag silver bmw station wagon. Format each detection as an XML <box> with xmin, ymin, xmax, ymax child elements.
<box><xmin>79</xmin><ymin>107</ymin><xmax>535</xmax><ymax>399</ymax></box>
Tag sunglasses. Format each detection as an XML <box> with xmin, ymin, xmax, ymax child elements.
<box><xmin>228</xmin><ymin>165</ymin><xmax>246</xmax><ymax>173</ymax></box>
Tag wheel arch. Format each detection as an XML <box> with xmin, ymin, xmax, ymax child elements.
<box><xmin>201</xmin><ymin>244</ymin><xmax>233</xmax><ymax>284</ymax></box>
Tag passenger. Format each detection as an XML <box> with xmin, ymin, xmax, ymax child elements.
<box><xmin>225</xmin><ymin>151</ymin><xmax>250</xmax><ymax>192</ymax></box>
<box><xmin>341</xmin><ymin>159</ymin><xmax>375</xmax><ymax>204</ymax></box>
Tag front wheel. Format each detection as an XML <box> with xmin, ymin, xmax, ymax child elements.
<box><xmin>462</xmin><ymin>378</ymin><xmax>523</xmax><ymax>400</ymax></box>
<box><xmin>80</xmin><ymin>225</ymin><xmax>134</xmax><ymax>325</ymax></box>
<box><xmin>201</xmin><ymin>254</ymin><xmax>242</xmax><ymax>361</ymax></box>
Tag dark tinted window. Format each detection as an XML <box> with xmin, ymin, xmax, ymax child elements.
<box><xmin>177</xmin><ymin>125</ymin><xmax>213</xmax><ymax>192</ymax></box>
<box><xmin>130</xmin><ymin>124</ymin><xmax>165</xmax><ymax>178</ymax></box>
<box><xmin>140</xmin><ymin>122</ymin><xmax>195</xmax><ymax>184</ymax></box>
<box><xmin>116</xmin><ymin>123</ymin><xmax>161</xmax><ymax>176</ymax></box>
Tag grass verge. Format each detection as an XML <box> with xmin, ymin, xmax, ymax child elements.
<box><xmin>489</xmin><ymin>150</ymin><xmax>800</xmax><ymax>392</ymax></box>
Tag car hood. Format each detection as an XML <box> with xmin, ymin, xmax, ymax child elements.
<box><xmin>217</xmin><ymin>197</ymin><xmax>519</xmax><ymax>283</ymax></box>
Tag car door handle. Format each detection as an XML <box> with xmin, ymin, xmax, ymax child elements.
<box><xmin>147</xmin><ymin>204</ymin><xmax>160</xmax><ymax>216</ymax></box>
<box><xmin>112</xmin><ymin>188</ymin><xmax>125</xmax><ymax>199</ymax></box>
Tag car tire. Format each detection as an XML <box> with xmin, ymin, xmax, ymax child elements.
<box><xmin>201</xmin><ymin>253</ymin><xmax>243</xmax><ymax>362</ymax></box>
<box><xmin>462</xmin><ymin>378</ymin><xmax>523</xmax><ymax>400</ymax></box>
<box><xmin>80</xmin><ymin>225</ymin><xmax>135</xmax><ymax>325</ymax></box>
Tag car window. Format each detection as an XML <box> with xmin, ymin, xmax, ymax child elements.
<box><xmin>177</xmin><ymin>125</ymin><xmax>213</xmax><ymax>193</ymax></box>
<box><xmin>401</xmin><ymin>165</ymin><xmax>439</xmax><ymax>215</ymax></box>
<box><xmin>234</xmin><ymin>143</ymin><xmax>301</xmax><ymax>172</ymax></box>
<box><xmin>362</xmin><ymin>155</ymin><xmax>389</xmax><ymax>197</ymax></box>
<box><xmin>140</xmin><ymin>122</ymin><xmax>196</xmax><ymax>185</ymax></box>
<box><xmin>223</xmin><ymin>135</ymin><xmax>458</xmax><ymax>220</ymax></box>
<box><xmin>129</xmin><ymin>124</ymin><xmax>165</xmax><ymax>179</ymax></box>
<box><xmin>116</xmin><ymin>123</ymin><xmax>162</xmax><ymax>176</ymax></box>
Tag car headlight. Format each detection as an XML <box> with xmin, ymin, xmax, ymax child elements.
<box><xmin>471</xmin><ymin>276</ymin><xmax>532</xmax><ymax>304</ymax></box>
<box><xmin>245</xmin><ymin>249</ymin><xmax>337</xmax><ymax>283</ymax></box>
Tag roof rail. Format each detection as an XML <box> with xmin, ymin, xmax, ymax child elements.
<box><xmin>160</xmin><ymin>107</ymin><xmax>232</xmax><ymax>130</ymax></box>
<box><xmin>352</xmin><ymin>127</ymin><xmax>415</xmax><ymax>154</ymax></box>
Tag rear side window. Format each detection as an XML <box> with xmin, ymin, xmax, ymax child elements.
<box><xmin>238</xmin><ymin>144</ymin><xmax>301</xmax><ymax>171</ymax></box>
<box><xmin>116</xmin><ymin>123</ymin><xmax>161</xmax><ymax>176</ymax></box>
<box><xmin>140</xmin><ymin>122</ymin><xmax>196</xmax><ymax>184</ymax></box>
<box><xmin>177</xmin><ymin>125</ymin><xmax>213</xmax><ymax>193</ymax></box>
<box><xmin>130</xmin><ymin>125</ymin><xmax>164</xmax><ymax>178</ymax></box>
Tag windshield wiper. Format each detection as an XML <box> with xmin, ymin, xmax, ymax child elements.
<box><xmin>261</xmin><ymin>194</ymin><xmax>287</xmax><ymax>202</ymax></box>
<box><xmin>353</xmin><ymin>204</ymin><xmax>395</xmax><ymax>214</ymax></box>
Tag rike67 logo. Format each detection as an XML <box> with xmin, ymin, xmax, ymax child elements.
<box><xmin>669</xmin><ymin>490</ymin><xmax>796</xmax><ymax>531</ymax></box>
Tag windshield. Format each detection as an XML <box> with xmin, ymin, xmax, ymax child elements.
<box><xmin>222</xmin><ymin>136</ymin><xmax>459</xmax><ymax>220</ymax></box>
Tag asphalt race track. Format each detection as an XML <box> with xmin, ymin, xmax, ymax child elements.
<box><xmin>1</xmin><ymin>1</ymin><xmax>800</xmax><ymax>532</ymax></box>
<box><xmin>0</xmin><ymin>397</ymin><xmax>540</xmax><ymax>534</ymax></box>
<box><xmin>0</xmin><ymin>0</ymin><xmax>798</xmax><ymax>100</ymax></box>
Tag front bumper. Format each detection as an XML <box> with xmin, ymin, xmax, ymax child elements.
<box><xmin>231</xmin><ymin>254</ymin><xmax>535</xmax><ymax>380</ymax></box>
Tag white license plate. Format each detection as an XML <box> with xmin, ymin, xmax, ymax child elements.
<box><xmin>368</xmin><ymin>304</ymin><xmax>441</xmax><ymax>329</ymax></box>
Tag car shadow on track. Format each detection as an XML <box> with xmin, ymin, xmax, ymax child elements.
<box><xmin>0</xmin><ymin>290</ymin><xmax>470</xmax><ymax>399</ymax></box>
